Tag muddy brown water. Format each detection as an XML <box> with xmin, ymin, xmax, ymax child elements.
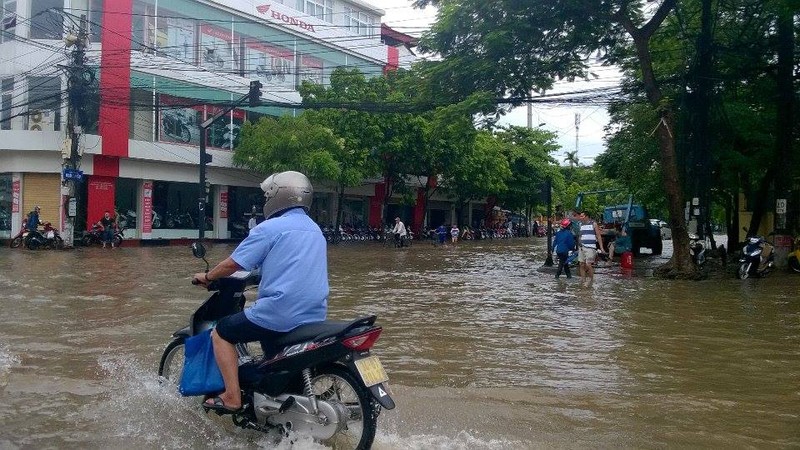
<box><xmin>0</xmin><ymin>238</ymin><xmax>798</xmax><ymax>449</ymax></box>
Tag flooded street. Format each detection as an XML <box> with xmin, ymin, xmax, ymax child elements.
<box><xmin>1</xmin><ymin>238</ymin><xmax>798</xmax><ymax>449</ymax></box>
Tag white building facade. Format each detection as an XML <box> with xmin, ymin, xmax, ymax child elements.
<box><xmin>0</xmin><ymin>0</ymin><xmax>424</xmax><ymax>242</ymax></box>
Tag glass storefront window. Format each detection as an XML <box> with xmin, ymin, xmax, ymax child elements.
<box><xmin>0</xmin><ymin>174</ymin><xmax>11</xmax><ymax>236</ymax></box>
<box><xmin>27</xmin><ymin>76</ymin><xmax>62</xmax><ymax>131</ymax></box>
<box><xmin>30</xmin><ymin>0</ymin><xmax>63</xmax><ymax>39</ymax></box>
<box><xmin>115</xmin><ymin>178</ymin><xmax>138</xmax><ymax>229</ymax></box>
<box><xmin>226</xmin><ymin>186</ymin><xmax>262</xmax><ymax>239</ymax></box>
<box><xmin>152</xmin><ymin>180</ymin><xmax>213</xmax><ymax>229</ymax></box>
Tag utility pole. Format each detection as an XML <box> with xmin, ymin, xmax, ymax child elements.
<box><xmin>62</xmin><ymin>15</ymin><xmax>89</xmax><ymax>248</ymax></box>
<box><xmin>544</xmin><ymin>177</ymin><xmax>554</xmax><ymax>266</ymax></box>
<box><xmin>574</xmin><ymin>113</ymin><xmax>581</xmax><ymax>162</ymax></box>
<box><xmin>197</xmin><ymin>80</ymin><xmax>262</xmax><ymax>240</ymax></box>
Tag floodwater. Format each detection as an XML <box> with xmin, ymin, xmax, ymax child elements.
<box><xmin>0</xmin><ymin>237</ymin><xmax>798</xmax><ymax>449</ymax></box>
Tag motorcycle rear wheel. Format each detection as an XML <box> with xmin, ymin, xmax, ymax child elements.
<box><xmin>112</xmin><ymin>234</ymin><xmax>123</xmax><ymax>248</ymax></box>
<box><xmin>82</xmin><ymin>235</ymin><xmax>94</xmax><ymax>247</ymax></box>
<box><xmin>737</xmin><ymin>262</ymin><xmax>751</xmax><ymax>279</ymax></box>
<box><xmin>158</xmin><ymin>338</ymin><xmax>186</xmax><ymax>387</ymax></box>
<box><xmin>53</xmin><ymin>236</ymin><xmax>64</xmax><ymax>249</ymax></box>
<box><xmin>10</xmin><ymin>236</ymin><xmax>22</xmax><ymax>248</ymax></box>
<box><xmin>311</xmin><ymin>366</ymin><xmax>378</xmax><ymax>450</ymax></box>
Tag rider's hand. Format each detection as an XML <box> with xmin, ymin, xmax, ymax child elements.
<box><xmin>193</xmin><ymin>272</ymin><xmax>210</xmax><ymax>287</ymax></box>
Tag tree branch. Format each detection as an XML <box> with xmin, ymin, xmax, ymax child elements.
<box><xmin>641</xmin><ymin>0</ymin><xmax>678</xmax><ymax>40</ymax></box>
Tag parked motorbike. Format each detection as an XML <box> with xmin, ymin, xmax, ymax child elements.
<box><xmin>787</xmin><ymin>236</ymin><xmax>800</xmax><ymax>274</ymax></box>
<box><xmin>25</xmin><ymin>222</ymin><xmax>63</xmax><ymax>250</ymax></box>
<box><xmin>737</xmin><ymin>235</ymin><xmax>775</xmax><ymax>279</ymax></box>
<box><xmin>82</xmin><ymin>224</ymin><xmax>125</xmax><ymax>247</ymax></box>
<box><xmin>689</xmin><ymin>233</ymin><xmax>706</xmax><ymax>267</ymax></box>
<box><xmin>116</xmin><ymin>209</ymin><xmax>137</xmax><ymax>229</ymax></box>
<box><xmin>9</xmin><ymin>223</ymin><xmax>29</xmax><ymax>248</ymax></box>
<box><xmin>158</xmin><ymin>243</ymin><xmax>394</xmax><ymax>448</ymax></box>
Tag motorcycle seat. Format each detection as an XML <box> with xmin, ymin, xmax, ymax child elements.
<box><xmin>260</xmin><ymin>316</ymin><xmax>377</xmax><ymax>353</ymax></box>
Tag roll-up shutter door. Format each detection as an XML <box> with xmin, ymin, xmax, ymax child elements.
<box><xmin>23</xmin><ymin>173</ymin><xmax>61</xmax><ymax>226</ymax></box>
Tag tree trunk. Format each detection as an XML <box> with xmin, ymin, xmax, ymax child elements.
<box><xmin>774</xmin><ymin>6</ymin><xmax>794</xmax><ymax>231</ymax></box>
<box><xmin>620</xmin><ymin>0</ymin><xmax>695</xmax><ymax>277</ymax></box>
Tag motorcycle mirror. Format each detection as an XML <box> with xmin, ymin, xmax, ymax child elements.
<box><xmin>191</xmin><ymin>242</ymin><xmax>206</xmax><ymax>259</ymax></box>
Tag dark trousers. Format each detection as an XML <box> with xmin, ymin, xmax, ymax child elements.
<box><xmin>556</xmin><ymin>252</ymin><xmax>571</xmax><ymax>278</ymax></box>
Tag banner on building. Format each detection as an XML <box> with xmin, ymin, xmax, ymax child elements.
<box><xmin>159</xmin><ymin>94</ymin><xmax>203</xmax><ymax>146</ymax></box>
<box><xmin>142</xmin><ymin>181</ymin><xmax>153</xmax><ymax>236</ymax></box>
<box><xmin>200</xmin><ymin>24</ymin><xmax>239</xmax><ymax>73</ymax></box>
<box><xmin>246</xmin><ymin>40</ymin><xmax>294</xmax><ymax>90</ymax></box>
<box><xmin>299</xmin><ymin>55</ymin><xmax>323</xmax><ymax>85</ymax></box>
<box><xmin>219</xmin><ymin>191</ymin><xmax>228</xmax><ymax>219</ymax></box>
<box><xmin>11</xmin><ymin>179</ymin><xmax>20</xmax><ymax>213</ymax></box>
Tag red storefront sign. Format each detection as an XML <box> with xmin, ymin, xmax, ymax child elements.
<box><xmin>11</xmin><ymin>179</ymin><xmax>20</xmax><ymax>213</ymax></box>
<box><xmin>142</xmin><ymin>181</ymin><xmax>153</xmax><ymax>234</ymax></box>
<box><xmin>219</xmin><ymin>191</ymin><xmax>228</xmax><ymax>219</ymax></box>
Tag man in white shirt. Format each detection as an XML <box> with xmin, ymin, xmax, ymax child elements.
<box><xmin>392</xmin><ymin>217</ymin><xmax>407</xmax><ymax>247</ymax></box>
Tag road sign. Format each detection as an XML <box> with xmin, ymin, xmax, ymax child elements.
<box><xmin>63</xmin><ymin>168</ymin><xmax>83</xmax><ymax>181</ymax></box>
<box><xmin>776</xmin><ymin>198</ymin><xmax>787</xmax><ymax>214</ymax></box>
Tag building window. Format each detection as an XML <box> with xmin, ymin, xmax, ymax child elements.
<box><xmin>26</xmin><ymin>76</ymin><xmax>62</xmax><ymax>131</ymax></box>
<box><xmin>0</xmin><ymin>174</ymin><xmax>12</xmax><ymax>236</ymax></box>
<box><xmin>66</xmin><ymin>0</ymin><xmax>104</xmax><ymax>42</ymax></box>
<box><xmin>300</xmin><ymin>0</ymin><xmax>332</xmax><ymax>22</ymax></box>
<box><xmin>30</xmin><ymin>0</ymin><xmax>63</xmax><ymax>39</ymax></box>
<box><xmin>1</xmin><ymin>0</ymin><xmax>17</xmax><ymax>43</ymax></box>
<box><xmin>344</xmin><ymin>7</ymin><xmax>374</xmax><ymax>37</ymax></box>
<box><xmin>1</xmin><ymin>77</ymin><xmax>13</xmax><ymax>130</ymax></box>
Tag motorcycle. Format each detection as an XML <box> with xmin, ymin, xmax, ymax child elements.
<box><xmin>158</xmin><ymin>243</ymin><xmax>394</xmax><ymax>448</ymax></box>
<box><xmin>689</xmin><ymin>233</ymin><xmax>706</xmax><ymax>267</ymax></box>
<box><xmin>82</xmin><ymin>223</ymin><xmax>125</xmax><ymax>247</ymax></box>
<box><xmin>25</xmin><ymin>222</ymin><xmax>64</xmax><ymax>250</ymax></box>
<box><xmin>737</xmin><ymin>235</ymin><xmax>775</xmax><ymax>279</ymax></box>
<box><xmin>116</xmin><ymin>209</ymin><xmax>137</xmax><ymax>229</ymax></box>
<box><xmin>787</xmin><ymin>236</ymin><xmax>800</xmax><ymax>274</ymax></box>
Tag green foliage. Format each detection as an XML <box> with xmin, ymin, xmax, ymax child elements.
<box><xmin>493</xmin><ymin>126</ymin><xmax>563</xmax><ymax>215</ymax></box>
<box><xmin>233</xmin><ymin>115</ymin><xmax>343</xmax><ymax>181</ymax></box>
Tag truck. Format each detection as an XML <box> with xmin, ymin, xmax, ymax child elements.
<box><xmin>602</xmin><ymin>203</ymin><xmax>662</xmax><ymax>256</ymax></box>
<box><xmin>575</xmin><ymin>191</ymin><xmax>663</xmax><ymax>256</ymax></box>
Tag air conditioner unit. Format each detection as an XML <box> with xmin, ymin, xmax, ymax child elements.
<box><xmin>28</xmin><ymin>109</ymin><xmax>55</xmax><ymax>131</ymax></box>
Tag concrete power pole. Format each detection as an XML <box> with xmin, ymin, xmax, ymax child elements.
<box><xmin>574</xmin><ymin>113</ymin><xmax>581</xmax><ymax>162</ymax></box>
<box><xmin>62</xmin><ymin>15</ymin><xmax>89</xmax><ymax>248</ymax></box>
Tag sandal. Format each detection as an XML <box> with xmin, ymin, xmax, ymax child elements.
<box><xmin>203</xmin><ymin>396</ymin><xmax>243</xmax><ymax>413</ymax></box>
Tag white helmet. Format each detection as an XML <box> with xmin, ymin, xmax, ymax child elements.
<box><xmin>260</xmin><ymin>171</ymin><xmax>313</xmax><ymax>219</ymax></box>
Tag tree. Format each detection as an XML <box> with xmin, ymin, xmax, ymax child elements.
<box><xmin>443</xmin><ymin>130</ymin><xmax>512</xmax><ymax>224</ymax></box>
<box><xmin>415</xmin><ymin>0</ymin><xmax>696</xmax><ymax>277</ymax></box>
<box><xmin>494</xmin><ymin>126</ymin><xmax>563</xmax><ymax>221</ymax></box>
<box><xmin>233</xmin><ymin>113</ymin><xmax>351</xmax><ymax>225</ymax></box>
<box><xmin>564</xmin><ymin>151</ymin><xmax>580</xmax><ymax>169</ymax></box>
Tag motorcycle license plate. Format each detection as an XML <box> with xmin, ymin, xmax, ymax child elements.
<box><xmin>354</xmin><ymin>356</ymin><xmax>389</xmax><ymax>387</ymax></box>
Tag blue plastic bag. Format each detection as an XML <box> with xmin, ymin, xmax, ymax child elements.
<box><xmin>179</xmin><ymin>329</ymin><xmax>224</xmax><ymax>396</ymax></box>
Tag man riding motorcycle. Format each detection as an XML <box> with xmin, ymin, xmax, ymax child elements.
<box><xmin>192</xmin><ymin>171</ymin><xmax>328</xmax><ymax>413</ymax></box>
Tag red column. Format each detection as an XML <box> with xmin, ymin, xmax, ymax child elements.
<box><xmin>369</xmin><ymin>183</ymin><xmax>386</xmax><ymax>228</ymax></box>
<box><xmin>98</xmin><ymin>0</ymin><xmax>132</xmax><ymax>158</ymax></box>
<box><xmin>413</xmin><ymin>188</ymin><xmax>425</xmax><ymax>235</ymax></box>
<box><xmin>86</xmin><ymin>176</ymin><xmax>116</xmax><ymax>229</ymax></box>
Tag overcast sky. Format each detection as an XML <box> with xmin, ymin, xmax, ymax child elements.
<box><xmin>372</xmin><ymin>0</ymin><xmax>619</xmax><ymax>165</ymax></box>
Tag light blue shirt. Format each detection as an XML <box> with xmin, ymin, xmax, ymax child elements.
<box><xmin>231</xmin><ymin>208</ymin><xmax>328</xmax><ymax>332</ymax></box>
